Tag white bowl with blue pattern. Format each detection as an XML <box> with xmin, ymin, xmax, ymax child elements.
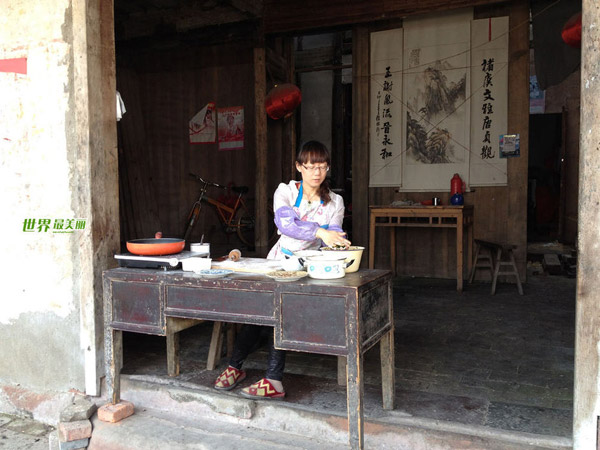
<box><xmin>303</xmin><ymin>254</ymin><xmax>351</xmax><ymax>279</ymax></box>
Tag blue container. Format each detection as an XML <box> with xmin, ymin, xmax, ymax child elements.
<box><xmin>450</xmin><ymin>193</ymin><xmax>464</xmax><ymax>205</ymax></box>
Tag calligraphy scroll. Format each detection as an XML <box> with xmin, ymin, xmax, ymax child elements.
<box><xmin>369</xmin><ymin>28</ymin><xmax>403</xmax><ymax>187</ymax></box>
<box><xmin>469</xmin><ymin>17</ymin><xmax>508</xmax><ymax>186</ymax></box>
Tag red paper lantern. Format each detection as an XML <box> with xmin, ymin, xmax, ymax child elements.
<box><xmin>265</xmin><ymin>84</ymin><xmax>302</xmax><ymax>120</ymax></box>
<box><xmin>562</xmin><ymin>12</ymin><xmax>582</xmax><ymax>48</ymax></box>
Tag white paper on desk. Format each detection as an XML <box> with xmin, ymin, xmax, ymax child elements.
<box><xmin>211</xmin><ymin>257</ymin><xmax>283</xmax><ymax>273</ymax></box>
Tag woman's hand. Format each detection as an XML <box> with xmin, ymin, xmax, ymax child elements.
<box><xmin>316</xmin><ymin>228</ymin><xmax>351</xmax><ymax>248</ymax></box>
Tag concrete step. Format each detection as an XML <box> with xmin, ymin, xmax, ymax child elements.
<box><xmin>89</xmin><ymin>408</ymin><xmax>345</xmax><ymax>450</ymax></box>
<box><xmin>88</xmin><ymin>374</ymin><xmax>573</xmax><ymax>450</ymax></box>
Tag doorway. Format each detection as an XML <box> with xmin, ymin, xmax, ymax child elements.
<box><xmin>103</xmin><ymin>2</ymin><xmax>577</xmax><ymax>445</ymax></box>
<box><xmin>295</xmin><ymin>30</ymin><xmax>353</xmax><ymax>238</ymax></box>
<box><xmin>528</xmin><ymin>113</ymin><xmax>563</xmax><ymax>243</ymax></box>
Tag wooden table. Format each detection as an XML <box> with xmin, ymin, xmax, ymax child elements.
<box><xmin>103</xmin><ymin>268</ymin><xmax>394</xmax><ymax>450</ymax></box>
<box><xmin>369</xmin><ymin>205</ymin><xmax>474</xmax><ymax>292</ymax></box>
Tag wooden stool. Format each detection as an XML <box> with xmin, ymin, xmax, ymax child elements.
<box><xmin>469</xmin><ymin>239</ymin><xmax>523</xmax><ymax>295</ymax></box>
<box><xmin>469</xmin><ymin>240</ymin><xmax>495</xmax><ymax>283</ymax></box>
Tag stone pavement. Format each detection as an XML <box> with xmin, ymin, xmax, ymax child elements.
<box><xmin>0</xmin><ymin>414</ymin><xmax>52</xmax><ymax>450</ymax></box>
<box><xmin>119</xmin><ymin>272</ymin><xmax>574</xmax><ymax>441</ymax></box>
<box><xmin>391</xmin><ymin>274</ymin><xmax>574</xmax><ymax>436</ymax></box>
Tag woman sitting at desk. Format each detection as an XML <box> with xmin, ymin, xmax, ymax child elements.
<box><xmin>213</xmin><ymin>140</ymin><xmax>351</xmax><ymax>399</ymax></box>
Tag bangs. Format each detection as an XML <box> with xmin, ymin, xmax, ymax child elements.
<box><xmin>297</xmin><ymin>141</ymin><xmax>330</xmax><ymax>165</ymax></box>
<box><xmin>300</xmin><ymin>151</ymin><xmax>329</xmax><ymax>165</ymax></box>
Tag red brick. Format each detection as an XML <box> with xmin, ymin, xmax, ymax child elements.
<box><xmin>58</xmin><ymin>420</ymin><xmax>92</xmax><ymax>442</ymax></box>
<box><xmin>97</xmin><ymin>401</ymin><xmax>134</xmax><ymax>423</ymax></box>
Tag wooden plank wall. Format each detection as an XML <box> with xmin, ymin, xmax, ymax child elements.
<box><xmin>253</xmin><ymin>46</ymin><xmax>269</xmax><ymax>255</ymax></box>
<box><xmin>354</xmin><ymin>1</ymin><xmax>530</xmax><ymax>281</ymax></box>
<box><xmin>117</xmin><ymin>67</ymin><xmax>161</xmax><ymax>243</ymax></box>
<box><xmin>116</xmin><ymin>42</ymin><xmax>268</xmax><ymax>248</ymax></box>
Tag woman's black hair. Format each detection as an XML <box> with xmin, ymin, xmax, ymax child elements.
<box><xmin>296</xmin><ymin>140</ymin><xmax>331</xmax><ymax>205</ymax></box>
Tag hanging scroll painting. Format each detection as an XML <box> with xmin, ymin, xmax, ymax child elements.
<box><xmin>368</xmin><ymin>10</ymin><xmax>508</xmax><ymax>190</ymax></box>
<box><xmin>469</xmin><ymin>17</ymin><xmax>508</xmax><ymax>186</ymax></box>
<box><xmin>401</xmin><ymin>9</ymin><xmax>472</xmax><ymax>191</ymax></box>
<box><xmin>369</xmin><ymin>28</ymin><xmax>403</xmax><ymax>187</ymax></box>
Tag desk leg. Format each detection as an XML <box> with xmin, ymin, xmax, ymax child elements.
<box><xmin>390</xmin><ymin>227</ymin><xmax>396</xmax><ymax>276</ymax></box>
<box><xmin>166</xmin><ymin>317</ymin><xmax>204</xmax><ymax>375</ymax></box>
<box><xmin>166</xmin><ymin>330</ymin><xmax>180</xmax><ymax>377</ymax></box>
<box><xmin>337</xmin><ymin>356</ymin><xmax>347</xmax><ymax>386</ymax></box>
<box><xmin>457</xmin><ymin>217</ymin><xmax>464</xmax><ymax>292</ymax></box>
<box><xmin>207</xmin><ymin>322</ymin><xmax>224</xmax><ymax>370</ymax></box>
<box><xmin>105</xmin><ymin>328</ymin><xmax>122</xmax><ymax>404</ymax></box>
<box><xmin>346</xmin><ymin>349</ymin><xmax>364</xmax><ymax>449</ymax></box>
<box><xmin>467</xmin><ymin>221</ymin><xmax>473</xmax><ymax>277</ymax></box>
<box><xmin>369</xmin><ymin>213</ymin><xmax>376</xmax><ymax>269</ymax></box>
<box><xmin>380</xmin><ymin>329</ymin><xmax>395</xmax><ymax>410</ymax></box>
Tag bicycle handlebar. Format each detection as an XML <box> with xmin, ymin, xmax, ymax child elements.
<box><xmin>189</xmin><ymin>173</ymin><xmax>226</xmax><ymax>189</ymax></box>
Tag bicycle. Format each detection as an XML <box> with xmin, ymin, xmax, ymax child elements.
<box><xmin>183</xmin><ymin>173</ymin><xmax>277</xmax><ymax>248</ymax></box>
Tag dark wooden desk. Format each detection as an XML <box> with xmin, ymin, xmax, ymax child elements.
<box><xmin>103</xmin><ymin>268</ymin><xmax>394</xmax><ymax>450</ymax></box>
<box><xmin>369</xmin><ymin>205</ymin><xmax>474</xmax><ymax>291</ymax></box>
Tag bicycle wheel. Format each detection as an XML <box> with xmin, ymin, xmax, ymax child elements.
<box><xmin>235</xmin><ymin>204</ymin><xmax>277</xmax><ymax>247</ymax></box>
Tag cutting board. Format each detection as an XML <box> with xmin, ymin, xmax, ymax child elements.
<box><xmin>211</xmin><ymin>257</ymin><xmax>282</xmax><ymax>274</ymax></box>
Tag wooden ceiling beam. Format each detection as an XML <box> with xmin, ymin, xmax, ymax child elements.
<box><xmin>116</xmin><ymin>20</ymin><xmax>260</xmax><ymax>53</ymax></box>
<box><xmin>228</xmin><ymin>0</ymin><xmax>264</xmax><ymax>18</ymax></box>
<box><xmin>115</xmin><ymin>0</ymin><xmax>263</xmax><ymax>41</ymax></box>
<box><xmin>264</xmin><ymin>0</ymin><xmax>509</xmax><ymax>34</ymax></box>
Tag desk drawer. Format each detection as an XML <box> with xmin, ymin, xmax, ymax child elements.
<box><xmin>276</xmin><ymin>292</ymin><xmax>347</xmax><ymax>355</ymax></box>
<box><xmin>165</xmin><ymin>285</ymin><xmax>275</xmax><ymax>325</ymax></box>
<box><xmin>110</xmin><ymin>280</ymin><xmax>163</xmax><ymax>334</ymax></box>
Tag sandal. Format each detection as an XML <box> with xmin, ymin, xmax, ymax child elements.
<box><xmin>239</xmin><ymin>378</ymin><xmax>286</xmax><ymax>400</ymax></box>
<box><xmin>214</xmin><ymin>366</ymin><xmax>246</xmax><ymax>391</ymax></box>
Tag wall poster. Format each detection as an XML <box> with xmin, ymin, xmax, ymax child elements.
<box><xmin>401</xmin><ymin>9</ymin><xmax>472</xmax><ymax>191</ymax></box>
<box><xmin>369</xmin><ymin>28</ymin><xmax>403</xmax><ymax>187</ymax></box>
<box><xmin>499</xmin><ymin>134</ymin><xmax>520</xmax><ymax>158</ymax></box>
<box><xmin>217</xmin><ymin>106</ymin><xmax>244</xmax><ymax>151</ymax></box>
<box><xmin>189</xmin><ymin>102</ymin><xmax>216</xmax><ymax>144</ymax></box>
<box><xmin>469</xmin><ymin>17</ymin><xmax>508</xmax><ymax>186</ymax></box>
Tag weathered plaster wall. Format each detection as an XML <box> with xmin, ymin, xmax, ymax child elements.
<box><xmin>0</xmin><ymin>0</ymin><xmax>85</xmax><ymax>389</ymax></box>
<box><xmin>0</xmin><ymin>0</ymin><xmax>118</xmax><ymax>412</ymax></box>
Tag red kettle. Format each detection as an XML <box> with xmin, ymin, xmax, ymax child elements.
<box><xmin>451</xmin><ymin>173</ymin><xmax>465</xmax><ymax>195</ymax></box>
